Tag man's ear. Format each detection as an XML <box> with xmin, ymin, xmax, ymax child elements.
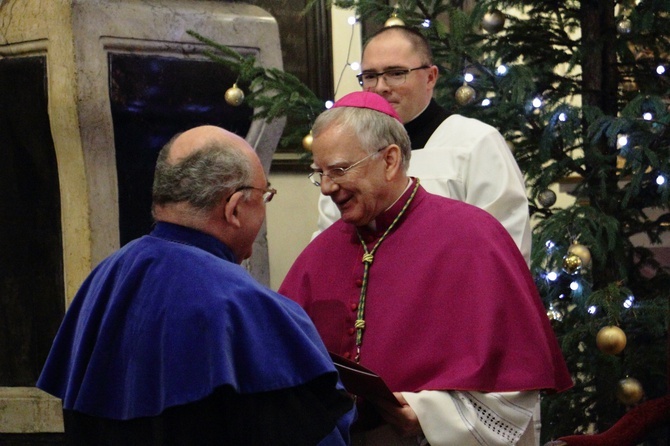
<box><xmin>382</xmin><ymin>144</ymin><xmax>403</xmax><ymax>180</ymax></box>
<box><xmin>223</xmin><ymin>192</ymin><xmax>243</xmax><ymax>229</ymax></box>
<box><xmin>426</xmin><ymin>65</ymin><xmax>439</xmax><ymax>89</ymax></box>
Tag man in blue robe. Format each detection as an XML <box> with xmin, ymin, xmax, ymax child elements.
<box><xmin>37</xmin><ymin>125</ymin><xmax>355</xmax><ymax>445</ymax></box>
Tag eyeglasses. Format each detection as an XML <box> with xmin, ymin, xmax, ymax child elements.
<box><xmin>227</xmin><ymin>185</ymin><xmax>277</xmax><ymax>203</ymax></box>
<box><xmin>357</xmin><ymin>65</ymin><xmax>431</xmax><ymax>88</ymax></box>
<box><xmin>308</xmin><ymin>146</ymin><xmax>387</xmax><ymax>187</ymax></box>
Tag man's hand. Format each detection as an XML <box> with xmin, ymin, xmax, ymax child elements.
<box><xmin>370</xmin><ymin>392</ymin><xmax>422</xmax><ymax>437</ymax></box>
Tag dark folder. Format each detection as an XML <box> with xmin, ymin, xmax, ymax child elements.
<box><xmin>329</xmin><ymin>352</ymin><xmax>402</xmax><ymax>407</ymax></box>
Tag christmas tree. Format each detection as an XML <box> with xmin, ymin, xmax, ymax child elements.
<box><xmin>192</xmin><ymin>0</ymin><xmax>669</xmax><ymax>442</ymax></box>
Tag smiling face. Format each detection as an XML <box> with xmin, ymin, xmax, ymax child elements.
<box><xmin>361</xmin><ymin>29</ymin><xmax>438</xmax><ymax>124</ymax></box>
<box><xmin>311</xmin><ymin>123</ymin><xmax>390</xmax><ymax>227</ymax></box>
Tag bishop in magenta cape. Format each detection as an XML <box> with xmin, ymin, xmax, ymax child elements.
<box><xmin>279</xmin><ymin>183</ymin><xmax>572</xmax><ymax>395</ymax></box>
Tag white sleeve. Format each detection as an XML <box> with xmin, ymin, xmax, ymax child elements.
<box><xmin>464</xmin><ymin>129</ymin><xmax>532</xmax><ymax>265</ymax></box>
<box><xmin>311</xmin><ymin>193</ymin><xmax>341</xmax><ymax>240</ymax></box>
<box><xmin>402</xmin><ymin>390</ymin><xmax>539</xmax><ymax>446</ymax></box>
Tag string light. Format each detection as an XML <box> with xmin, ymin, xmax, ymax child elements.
<box><xmin>532</xmin><ymin>97</ymin><xmax>543</xmax><ymax>108</ymax></box>
<box><xmin>496</xmin><ymin>65</ymin><xmax>508</xmax><ymax>75</ymax></box>
<box><xmin>350</xmin><ymin>62</ymin><xmax>360</xmax><ymax>71</ymax></box>
<box><xmin>558</xmin><ymin>112</ymin><xmax>567</xmax><ymax>122</ymax></box>
<box><xmin>464</xmin><ymin>72</ymin><xmax>474</xmax><ymax>83</ymax></box>
<box><xmin>481</xmin><ymin>98</ymin><xmax>491</xmax><ymax>106</ymax></box>
<box><xmin>570</xmin><ymin>281</ymin><xmax>580</xmax><ymax>291</ymax></box>
<box><xmin>617</xmin><ymin>134</ymin><xmax>629</xmax><ymax>148</ymax></box>
<box><xmin>656</xmin><ymin>174</ymin><xmax>666</xmax><ymax>186</ymax></box>
<box><xmin>643</xmin><ymin>112</ymin><xmax>653</xmax><ymax>120</ymax></box>
<box><xmin>422</xmin><ymin>19</ymin><xmax>431</xmax><ymax>28</ymax></box>
<box><xmin>545</xmin><ymin>240</ymin><xmax>556</xmax><ymax>250</ymax></box>
<box><xmin>623</xmin><ymin>295</ymin><xmax>635</xmax><ymax>309</ymax></box>
<box><xmin>546</xmin><ymin>271</ymin><xmax>558</xmax><ymax>281</ymax></box>
<box><xmin>588</xmin><ymin>305</ymin><xmax>597</xmax><ymax>315</ymax></box>
<box><xmin>657</xmin><ymin>65</ymin><xmax>666</xmax><ymax>75</ymax></box>
<box><xmin>325</xmin><ymin>100</ymin><xmax>334</xmax><ymax>109</ymax></box>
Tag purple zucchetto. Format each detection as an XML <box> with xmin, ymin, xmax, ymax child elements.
<box><xmin>331</xmin><ymin>91</ymin><xmax>401</xmax><ymax>122</ymax></box>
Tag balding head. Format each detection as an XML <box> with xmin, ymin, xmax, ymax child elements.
<box><xmin>166</xmin><ymin>125</ymin><xmax>251</xmax><ymax>164</ymax></box>
<box><xmin>152</xmin><ymin>125</ymin><xmax>261</xmax><ymax>216</ymax></box>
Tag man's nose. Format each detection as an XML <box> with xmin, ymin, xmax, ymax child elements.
<box><xmin>373</xmin><ymin>76</ymin><xmax>391</xmax><ymax>94</ymax></box>
<box><xmin>319</xmin><ymin>175</ymin><xmax>340</xmax><ymax>195</ymax></box>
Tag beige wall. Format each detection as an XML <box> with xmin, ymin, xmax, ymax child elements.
<box><xmin>267</xmin><ymin>6</ymin><xmax>362</xmax><ymax>290</ymax></box>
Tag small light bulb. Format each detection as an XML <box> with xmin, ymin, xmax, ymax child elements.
<box><xmin>547</xmin><ymin>271</ymin><xmax>558</xmax><ymax>281</ymax></box>
<box><xmin>545</xmin><ymin>240</ymin><xmax>555</xmax><ymax>250</ymax></box>
<box><xmin>496</xmin><ymin>65</ymin><xmax>507</xmax><ymax>75</ymax></box>
<box><xmin>481</xmin><ymin>98</ymin><xmax>491</xmax><ymax>106</ymax></box>
<box><xmin>350</xmin><ymin>62</ymin><xmax>360</xmax><ymax>71</ymax></box>
<box><xmin>347</xmin><ymin>16</ymin><xmax>357</xmax><ymax>25</ymax></box>
<box><xmin>643</xmin><ymin>112</ymin><xmax>653</xmax><ymax>120</ymax></box>
<box><xmin>570</xmin><ymin>281</ymin><xmax>579</xmax><ymax>291</ymax></box>
<box><xmin>656</xmin><ymin>174</ymin><xmax>666</xmax><ymax>185</ymax></box>
<box><xmin>532</xmin><ymin>97</ymin><xmax>543</xmax><ymax>108</ymax></box>
<box><xmin>558</xmin><ymin>112</ymin><xmax>567</xmax><ymax>122</ymax></box>
<box><xmin>464</xmin><ymin>73</ymin><xmax>474</xmax><ymax>83</ymax></box>
<box><xmin>325</xmin><ymin>100</ymin><xmax>334</xmax><ymax>109</ymax></box>
<box><xmin>422</xmin><ymin>19</ymin><xmax>431</xmax><ymax>28</ymax></box>
<box><xmin>623</xmin><ymin>296</ymin><xmax>634</xmax><ymax>309</ymax></box>
<box><xmin>559</xmin><ymin>293</ymin><xmax>566</xmax><ymax>299</ymax></box>
<box><xmin>657</xmin><ymin>65</ymin><xmax>666</xmax><ymax>75</ymax></box>
<box><xmin>617</xmin><ymin>134</ymin><xmax>628</xmax><ymax>148</ymax></box>
<box><xmin>588</xmin><ymin>305</ymin><xmax>597</xmax><ymax>314</ymax></box>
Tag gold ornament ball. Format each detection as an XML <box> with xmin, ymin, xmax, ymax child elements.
<box><xmin>455</xmin><ymin>84</ymin><xmax>476</xmax><ymax>105</ymax></box>
<box><xmin>568</xmin><ymin>243</ymin><xmax>592</xmax><ymax>268</ymax></box>
<box><xmin>482</xmin><ymin>9</ymin><xmax>506</xmax><ymax>34</ymax></box>
<box><xmin>562</xmin><ymin>253</ymin><xmax>583</xmax><ymax>274</ymax></box>
<box><xmin>225</xmin><ymin>84</ymin><xmax>245</xmax><ymax>106</ymax></box>
<box><xmin>596</xmin><ymin>325</ymin><xmax>627</xmax><ymax>355</ymax></box>
<box><xmin>385</xmin><ymin>15</ymin><xmax>405</xmax><ymax>27</ymax></box>
<box><xmin>616</xmin><ymin>377</ymin><xmax>644</xmax><ymax>405</ymax></box>
<box><xmin>302</xmin><ymin>132</ymin><xmax>313</xmax><ymax>152</ymax></box>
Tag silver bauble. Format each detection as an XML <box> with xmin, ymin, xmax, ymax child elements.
<box><xmin>482</xmin><ymin>9</ymin><xmax>506</xmax><ymax>34</ymax></box>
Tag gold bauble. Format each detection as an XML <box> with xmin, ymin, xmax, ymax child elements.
<box><xmin>562</xmin><ymin>253</ymin><xmax>583</xmax><ymax>274</ymax></box>
<box><xmin>455</xmin><ymin>84</ymin><xmax>476</xmax><ymax>105</ymax></box>
<box><xmin>596</xmin><ymin>325</ymin><xmax>627</xmax><ymax>355</ymax></box>
<box><xmin>385</xmin><ymin>14</ymin><xmax>405</xmax><ymax>27</ymax></box>
<box><xmin>568</xmin><ymin>243</ymin><xmax>592</xmax><ymax>268</ymax></box>
<box><xmin>224</xmin><ymin>83</ymin><xmax>245</xmax><ymax>106</ymax></box>
<box><xmin>616</xmin><ymin>377</ymin><xmax>644</xmax><ymax>405</ymax></box>
<box><xmin>302</xmin><ymin>131</ymin><xmax>313</xmax><ymax>152</ymax></box>
<box><xmin>482</xmin><ymin>9</ymin><xmax>506</xmax><ymax>34</ymax></box>
<box><xmin>622</xmin><ymin>80</ymin><xmax>639</xmax><ymax>92</ymax></box>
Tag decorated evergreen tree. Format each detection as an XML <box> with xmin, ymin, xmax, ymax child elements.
<box><xmin>192</xmin><ymin>0</ymin><xmax>669</xmax><ymax>442</ymax></box>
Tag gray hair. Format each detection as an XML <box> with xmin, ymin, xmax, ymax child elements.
<box><xmin>152</xmin><ymin>135</ymin><xmax>253</xmax><ymax>213</ymax></box>
<box><xmin>312</xmin><ymin>107</ymin><xmax>411</xmax><ymax>171</ymax></box>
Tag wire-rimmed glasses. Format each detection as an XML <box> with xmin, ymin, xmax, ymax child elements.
<box><xmin>308</xmin><ymin>146</ymin><xmax>387</xmax><ymax>187</ymax></box>
<box><xmin>227</xmin><ymin>185</ymin><xmax>277</xmax><ymax>203</ymax></box>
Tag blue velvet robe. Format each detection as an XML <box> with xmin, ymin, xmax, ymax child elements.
<box><xmin>38</xmin><ymin>222</ymin><xmax>355</xmax><ymax>445</ymax></box>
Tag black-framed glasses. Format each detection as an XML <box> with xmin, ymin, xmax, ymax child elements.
<box><xmin>356</xmin><ymin>65</ymin><xmax>431</xmax><ymax>88</ymax></box>
<box><xmin>308</xmin><ymin>146</ymin><xmax>387</xmax><ymax>187</ymax></box>
<box><xmin>227</xmin><ymin>185</ymin><xmax>277</xmax><ymax>203</ymax></box>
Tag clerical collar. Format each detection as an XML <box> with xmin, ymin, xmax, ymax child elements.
<box><xmin>404</xmin><ymin>99</ymin><xmax>451</xmax><ymax>150</ymax></box>
<box><xmin>362</xmin><ymin>178</ymin><xmax>417</xmax><ymax>235</ymax></box>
